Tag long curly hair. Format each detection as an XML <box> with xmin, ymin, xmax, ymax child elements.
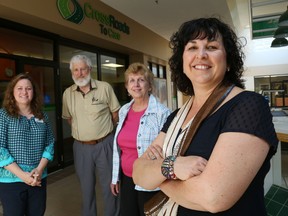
<box><xmin>2</xmin><ymin>73</ymin><xmax>44</xmax><ymax>119</ymax></box>
<box><xmin>169</xmin><ymin>17</ymin><xmax>245</xmax><ymax>96</ymax></box>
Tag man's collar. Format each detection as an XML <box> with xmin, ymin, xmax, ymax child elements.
<box><xmin>90</xmin><ymin>79</ymin><xmax>97</xmax><ymax>89</ymax></box>
<box><xmin>71</xmin><ymin>79</ymin><xmax>97</xmax><ymax>92</ymax></box>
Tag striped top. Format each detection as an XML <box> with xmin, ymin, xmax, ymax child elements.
<box><xmin>0</xmin><ymin>108</ymin><xmax>54</xmax><ymax>183</ymax></box>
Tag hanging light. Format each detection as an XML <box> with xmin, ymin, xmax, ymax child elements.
<box><xmin>274</xmin><ymin>26</ymin><xmax>288</xmax><ymax>38</ymax></box>
<box><xmin>271</xmin><ymin>38</ymin><xmax>288</xmax><ymax>47</ymax></box>
<box><xmin>271</xmin><ymin>5</ymin><xmax>288</xmax><ymax>48</ymax></box>
<box><xmin>278</xmin><ymin>6</ymin><xmax>288</xmax><ymax>27</ymax></box>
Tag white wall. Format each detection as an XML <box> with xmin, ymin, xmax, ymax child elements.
<box><xmin>242</xmin><ymin>76</ymin><xmax>254</xmax><ymax>91</ymax></box>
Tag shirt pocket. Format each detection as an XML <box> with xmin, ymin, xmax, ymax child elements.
<box><xmin>88</xmin><ymin>100</ymin><xmax>109</xmax><ymax>118</ymax></box>
<box><xmin>145</xmin><ymin>116</ymin><xmax>161</xmax><ymax>137</ymax></box>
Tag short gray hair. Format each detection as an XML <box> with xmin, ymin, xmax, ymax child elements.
<box><xmin>69</xmin><ymin>55</ymin><xmax>92</xmax><ymax>71</ymax></box>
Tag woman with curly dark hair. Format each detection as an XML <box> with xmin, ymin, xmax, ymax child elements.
<box><xmin>133</xmin><ymin>17</ymin><xmax>278</xmax><ymax>216</ymax></box>
<box><xmin>169</xmin><ymin>17</ymin><xmax>245</xmax><ymax>96</ymax></box>
<box><xmin>0</xmin><ymin>73</ymin><xmax>54</xmax><ymax>216</ymax></box>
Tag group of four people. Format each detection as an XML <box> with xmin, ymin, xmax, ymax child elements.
<box><xmin>0</xmin><ymin>17</ymin><xmax>278</xmax><ymax>216</ymax></box>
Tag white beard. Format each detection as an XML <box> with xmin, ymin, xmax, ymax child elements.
<box><xmin>73</xmin><ymin>73</ymin><xmax>91</xmax><ymax>87</ymax></box>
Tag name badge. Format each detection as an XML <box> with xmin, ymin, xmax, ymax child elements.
<box><xmin>35</xmin><ymin>118</ymin><xmax>44</xmax><ymax>123</ymax></box>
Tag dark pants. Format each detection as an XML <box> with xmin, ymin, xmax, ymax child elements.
<box><xmin>120</xmin><ymin>173</ymin><xmax>158</xmax><ymax>216</ymax></box>
<box><xmin>0</xmin><ymin>178</ymin><xmax>47</xmax><ymax>216</ymax></box>
<box><xmin>73</xmin><ymin>133</ymin><xmax>120</xmax><ymax>216</ymax></box>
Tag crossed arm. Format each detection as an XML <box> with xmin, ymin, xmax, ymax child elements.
<box><xmin>133</xmin><ymin>131</ymin><xmax>269</xmax><ymax>213</ymax></box>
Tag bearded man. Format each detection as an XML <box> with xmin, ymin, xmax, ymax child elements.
<box><xmin>62</xmin><ymin>55</ymin><xmax>120</xmax><ymax>216</ymax></box>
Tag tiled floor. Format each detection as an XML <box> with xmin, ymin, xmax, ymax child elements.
<box><xmin>282</xmin><ymin>151</ymin><xmax>288</xmax><ymax>188</ymax></box>
<box><xmin>0</xmin><ymin>165</ymin><xmax>104</xmax><ymax>216</ymax></box>
<box><xmin>46</xmin><ymin>165</ymin><xmax>104</xmax><ymax>216</ymax></box>
<box><xmin>265</xmin><ymin>185</ymin><xmax>288</xmax><ymax>216</ymax></box>
<box><xmin>45</xmin><ymin>166</ymin><xmax>83</xmax><ymax>216</ymax></box>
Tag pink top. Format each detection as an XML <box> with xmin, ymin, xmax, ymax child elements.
<box><xmin>117</xmin><ymin>108</ymin><xmax>146</xmax><ymax>177</ymax></box>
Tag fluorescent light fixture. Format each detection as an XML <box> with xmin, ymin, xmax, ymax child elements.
<box><xmin>102</xmin><ymin>63</ymin><xmax>124</xmax><ymax>68</ymax></box>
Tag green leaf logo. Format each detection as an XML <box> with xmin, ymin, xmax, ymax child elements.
<box><xmin>57</xmin><ymin>0</ymin><xmax>84</xmax><ymax>24</ymax></box>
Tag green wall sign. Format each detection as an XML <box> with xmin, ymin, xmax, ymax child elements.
<box><xmin>56</xmin><ymin>0</ymin><xmax>130</xmax><ymax>40</ymax></box>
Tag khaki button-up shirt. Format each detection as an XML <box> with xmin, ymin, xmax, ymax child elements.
<box><xmin>62</xmin><ymin>79</ymin><xmax>120</xmax><ymax>141</ymax></box>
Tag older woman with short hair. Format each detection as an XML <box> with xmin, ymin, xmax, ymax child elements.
<box><xmin>110</xmin><ymin>62</ymin><xmax>171</xmax><ymax>216</ymax></box>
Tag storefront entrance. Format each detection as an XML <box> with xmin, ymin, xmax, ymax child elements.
<box><xmin>0</xmin><ymin>20</ymin><xmax>129</xmax><ymax>172</ymax></box>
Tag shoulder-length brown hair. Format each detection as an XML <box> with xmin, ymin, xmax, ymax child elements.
<box><xmin>2</xmin><ymin>73</ymin><xmax>44</xmax><ymax>119</ymax></box>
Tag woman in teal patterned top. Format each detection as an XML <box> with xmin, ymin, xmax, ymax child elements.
<box><xmin>0</xmin><ymin>73</ymin><xmax>54</xmax><ymax>216</ymax></box>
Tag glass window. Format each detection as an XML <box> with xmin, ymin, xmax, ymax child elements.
<box><xmin>59</xmin><ymin>47</ymin><xmax>128</xmax><ymax>165</ymax></box>
<box><xmin>0</xmin><ymin>58</ymin><xmax>16</xmax><ymax>105</ymax></box>
<box><xmin>59</xmin><ymin>46</ymin><xmax>97</xmax><ymax>164</ymax></box>
<box><xmin>23</xmin><ymin>65</ymin><xmax>58</xmax><ymax>168</ymax></box>
<box><xmin>148</xmin><ymin>61</ymin><xmax>166</xmax><ymax>78</ymax></box>
<box><xmin>0</xmin><ymin>28</ymin><xmax>53</xmax><ymax>60</ymax></box>
<box><xmin>100</xmin><ymin>54</ymin><xmax>128</xmax><ymax>105</ymax></box>
<box><xmin>255</xmin><ymin>75</ymin><xmax>288</xmax><ymax>107</ymax></box>
<box><xmin>154</xmin><ymin>78</ymin><xmax>168</xmax><ymax>106</ymax></box>
<box><xmin>152</xmin><ymin>63</ymin><xmax>158</xmax><ymax>77</ymax></box>
<box><xmin>159</xmin><ymin>65</ymin><xmax>167</xmax><ymax>79</ymax></box>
